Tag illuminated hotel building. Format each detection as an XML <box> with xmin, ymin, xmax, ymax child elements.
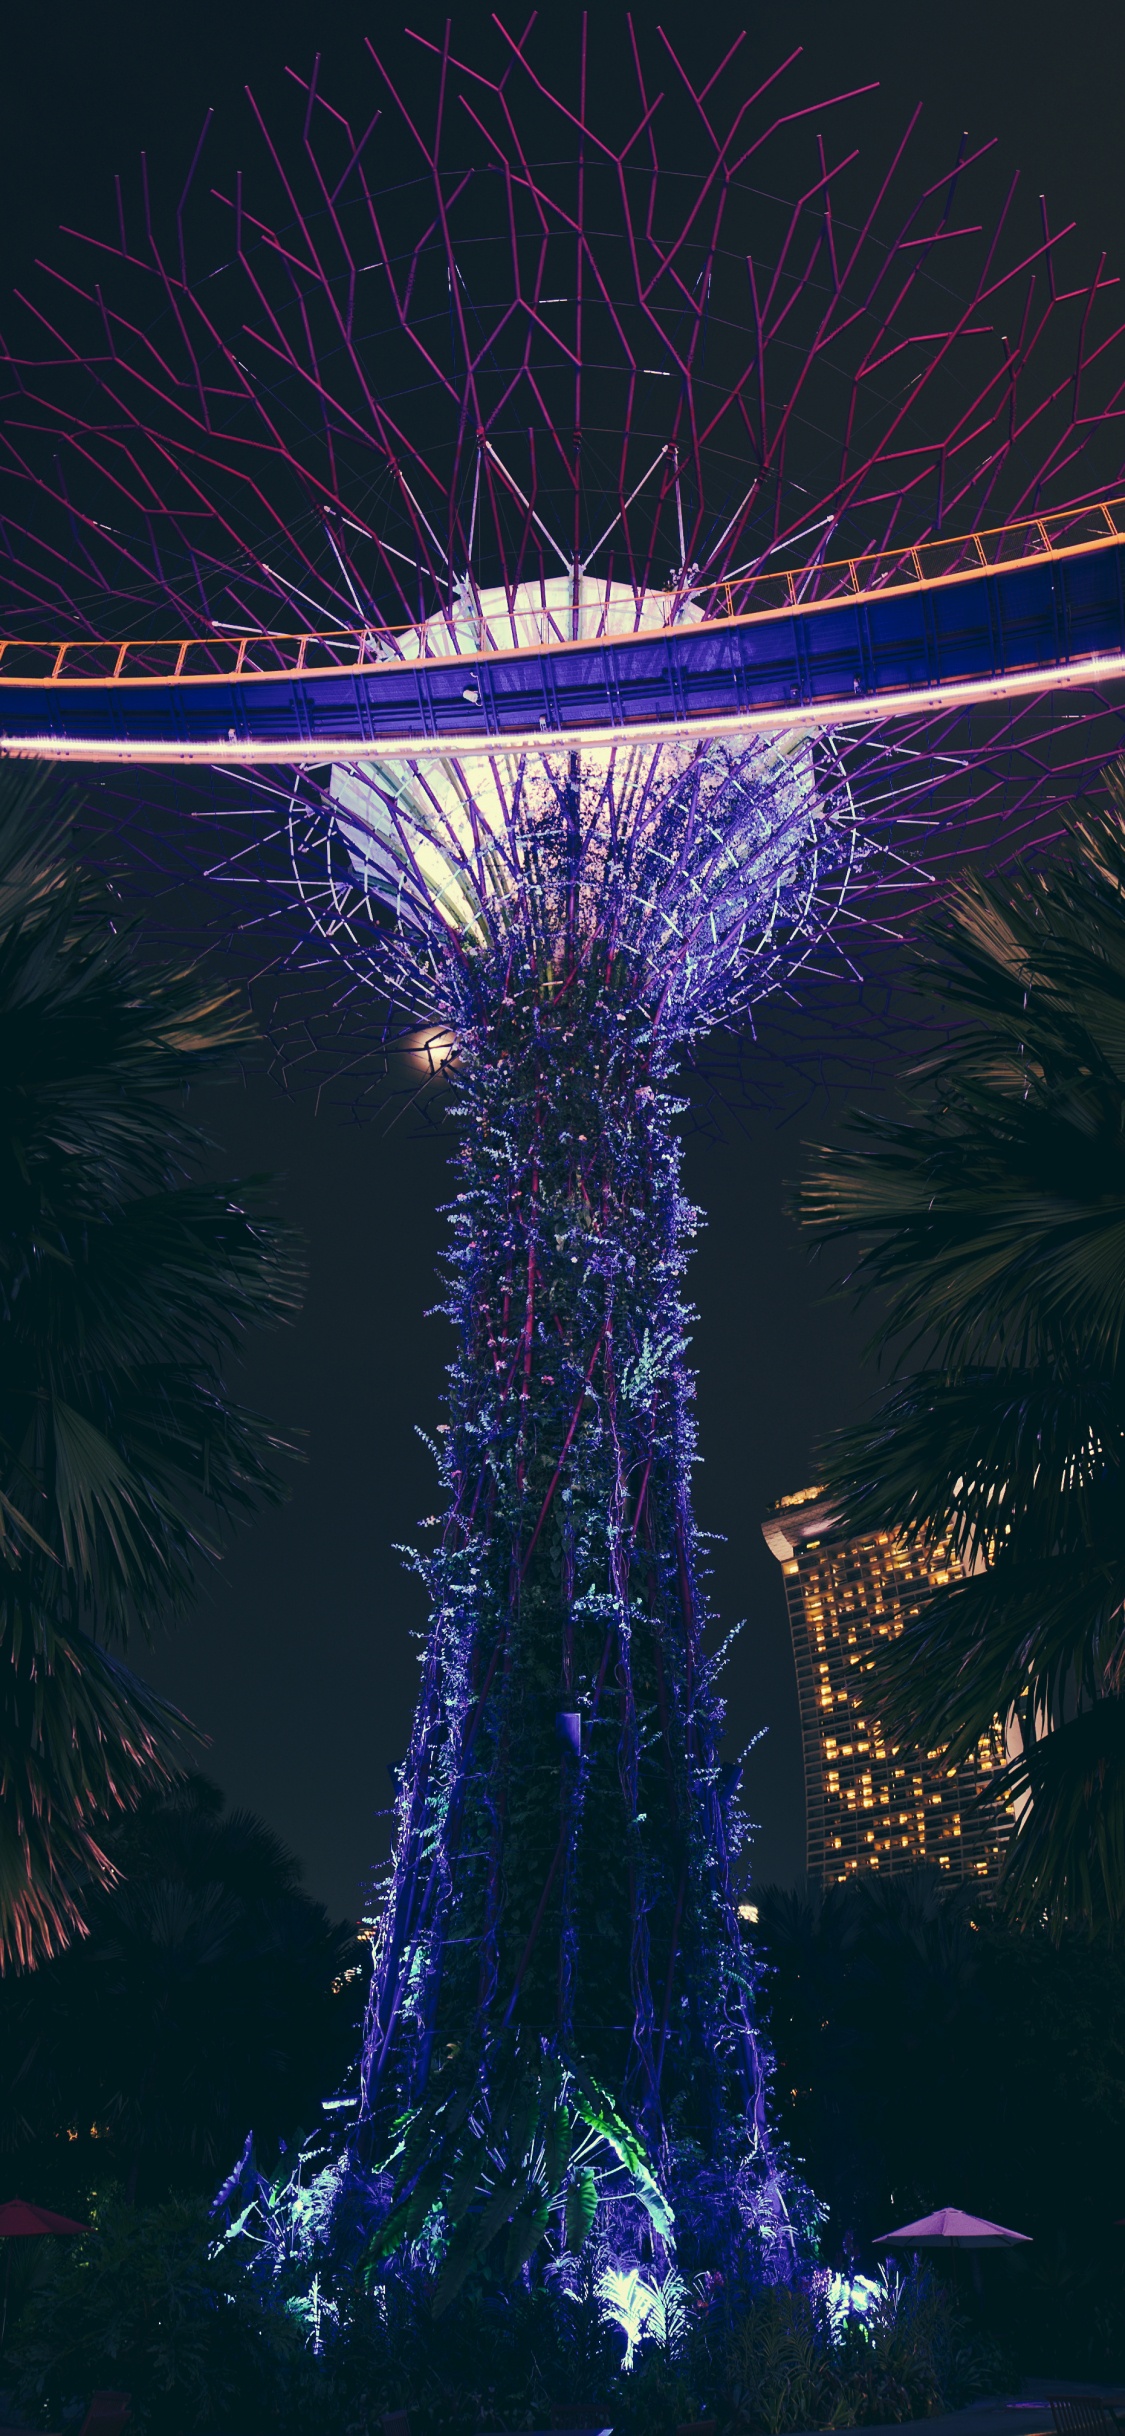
<box><xmin>762</xmin><ymin>1487</ymin><xmax>1009</xmax><ymax>1886</ymax></box>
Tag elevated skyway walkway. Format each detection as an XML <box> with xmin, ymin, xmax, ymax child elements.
<box><xmin>2</xmin><ymin>498</ymin><xmax>1125</xmax><ymax>766</ymax></box>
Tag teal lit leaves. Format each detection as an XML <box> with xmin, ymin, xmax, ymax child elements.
<box><xmin>367</xmin><ymin>2035</ymin><xmax>671</xmax><ymax>2310</ymax></box>
<box><xmin>565</xmin><ymin>2168</ymin><xmax>598</xmax><ymax>2254</ymax></box>
<box><xmin>569</xmin><ymin>2062</ymin><xmax>675</xmax><ymax>2239</ymax></box>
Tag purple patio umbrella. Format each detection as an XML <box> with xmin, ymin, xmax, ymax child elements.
<box><xmin>873</xmin><ymin>2207</ymin><xmax>1032</xmax><ymax>2251</ymax></box>
<box><xmin>0</xmin><ymin>2201</ymin><xmax>88</xmax><ymax>2238</ymax></box>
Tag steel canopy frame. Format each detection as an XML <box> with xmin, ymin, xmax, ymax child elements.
<box><xmin>3</xmin><ymin>22</ymin><xmax>1125</xmax><ymax>656</ymax></box>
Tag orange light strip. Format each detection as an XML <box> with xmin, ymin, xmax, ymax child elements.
<box><xmin>0</xmin><ymin>496</ymin><xmax>1123</xmax><ymax>689</ymax></box>
<box><xmin>4</xmin><ymin>646</ymin><xmax>1124</xmax><ymax>767</ymax></box>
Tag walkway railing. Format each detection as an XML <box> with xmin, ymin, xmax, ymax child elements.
<box><xmin>3</xmin><ymin>497</ymin><xmax>1125</xmax><ymax>689</ymax></box>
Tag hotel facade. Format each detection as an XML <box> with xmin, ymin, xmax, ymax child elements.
<box><xmin>762</xmin><ymin>1487</ymin><xmax>1009</xmax><ymax>1885</ymax></box>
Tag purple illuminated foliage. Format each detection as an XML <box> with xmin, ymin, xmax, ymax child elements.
<box><xmin>212</xmin><ymin>731</ymin><xmax>840</xmax><ymax>2294</ymax></box>
<box><xmin>343</xmin><ymin>735</ymin><xmax>842</xmax><ymax>2284</ymax></box>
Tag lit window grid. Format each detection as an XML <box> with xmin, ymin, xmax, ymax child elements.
<box><xmin>782</xmin><ymin>1525</ymin><xmax>1010</xmax><ymax>1886</ymax></box>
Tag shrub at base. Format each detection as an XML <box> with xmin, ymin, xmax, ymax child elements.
<box><xmin>11</xmin><ymin>2199</ymin><xmax>1002</xmax><ymax>2436</ymax></box>
<box><xmin>12</xmin><ymin>2196</ymin><xmax>309</xmax><ymax>2436</ymax></box>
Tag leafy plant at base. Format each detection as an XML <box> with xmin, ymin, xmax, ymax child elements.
<box><xmin>13</xmin><ymin>2193</ymin><xmax>998</xmax><ymax>2436</ymax></box>
<box><xmin>723</xmin><ymin>2282</ymin><xmax>839</xmax><ymax>2435</ymax></box>
<box><xmin>720</xmin><ymin>2266</ymin><xmax>990</xmax><ymax>2435</ymax></box>
<box><xmin>594</xmin><ymin>2263</ymin><xmax>692</xmax><ymax>2370</ymax></box>
<box><xmin>11</xmin><ymin>2193</ymin><xmax>309</xmax><ymax>2436</ymax></box>
<box><xmin>368</xmin><ymin>2031</ymin><xmax>674</xmax><ymax>2310</ymax></box>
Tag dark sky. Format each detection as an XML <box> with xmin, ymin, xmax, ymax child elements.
<box><xmin>2</xmin><ymin>0</ymin><xmax>1124</xmax><ymax>1921</ymax></box>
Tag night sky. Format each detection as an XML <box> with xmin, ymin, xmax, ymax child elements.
<box><xmin>2</xmin><ymin>0</ymin><xmax>1124</xmax><ymax>1923</ymax></box>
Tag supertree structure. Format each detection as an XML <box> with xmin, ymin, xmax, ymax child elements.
<box><xmin>3</xmin><ymin>19</ymin><xmax>1125</xmax><ymax>2294</ymax></box>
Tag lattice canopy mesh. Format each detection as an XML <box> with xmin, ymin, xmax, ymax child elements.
<box><xmin>1</xmin><ymin>21</ymin><xmax>1122</xmax><ymax>1110</ymax></box>
<box><xmin>1</xmin><ymin>21</ymin><xmax>1123</xmax><ymax>646</ymax></box>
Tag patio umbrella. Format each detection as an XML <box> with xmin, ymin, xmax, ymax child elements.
<box><xmin>0</xmin><ymin>2201</ymin><xmax>88</xmax><ymax>2238</ymax></box>
<box><xmin>873</xmin><ymin>2208</ymin><xmax>1032</xmax><ymax>2250</ymax></box>
<box><xmin>0</xmin><ymin>2199</ymin><xmax>88</xmax><ymax>2349</ymax></box>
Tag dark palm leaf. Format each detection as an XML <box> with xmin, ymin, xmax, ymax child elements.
<box><xmin>0</xmin><ymin>1604</ymin><xmax>191</xmax><ymax>1970</ymax></box>
<box><xmin>989</xmin><ymin>1697</ymin><xmax>1125</xmax><ymax>1936</ymax></box>
<box><xmin>824</xmin><ymin>1366</ymin><xmax>1125</xmax><ymax>1744</ymax></box>
<box><xmin>800</xmin><ymin>789</ymin><xmax>1125</xmax><ymax>1369</ymax></box>
<box><xmin>798</xmin><ymin>769</ymin><xmax>1125</xmax><ymax>1933</ymax></box>
<box><xmin>0</xmin><ymin>765</ymin><xmax>305</xmax><ymax>1969</ymax></box>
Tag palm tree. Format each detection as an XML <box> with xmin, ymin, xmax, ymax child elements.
<box><xmin>0</xmin><ymin>1776</ymin><xmax>365</xmax><ymax>2199</ymax></box>
<box><xmin>754</xmin><ymin>1872</ymin><xmax>992</xmax><ymax>2246</ymax></box>
<box><xmin>0</xmin><ymin>765</ymin><xmax>304</xmax><ymax>1970</ymax></box>
<box><xmin>798</xmin><ymin>770</ymin><xmax>1125</xmax><ymax>1933</ymax></box>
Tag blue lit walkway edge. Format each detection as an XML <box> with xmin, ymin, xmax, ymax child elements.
<box><xmin>2</xmin><ymin>541</ymin><xmax>1125</xmax><ymax>766</ymax></box>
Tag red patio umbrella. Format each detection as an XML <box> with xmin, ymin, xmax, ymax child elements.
<box><xmin>0</xmin><ymin>2198</ymin><xmax>88</xmax><ymax>2349</ymax></box>
<box><xmin>0</xmin><ymin>2200</ymin><xmax>88</xmax><ymax>2238</ymax></box>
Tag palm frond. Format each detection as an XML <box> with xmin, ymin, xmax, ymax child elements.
<box><xmin>819</xmin><ymin>1365</ymin><xmax>1125</xmax><ymax>1566</ymax></box>
<box><xmin>0</xmin><ymin>764</ymin><xmax>306</xmax><ymax>1966</ymax></box>
<box><xmin>799</xmin><ymin>770</ymin><xmax>1125</xmax><ymax>1932</ymax></box>
<box><xmin>994</xmin><ymin>1697</ymin><xmax>1125</xmax><ymax>1937</ymax></box>
<box><xmin>0</xmin><ymin>1602</ymin><xmax>192</xmax><ymax>1970</ymax></box>
<box><xmin>799</xmin><ymin>798</ymin><xmax>1125</xmax><ymax>1370</ymax></box>
<box><xmin>874</xmin><ymin>1557</ymin><xmax>1121</xmax><ymax>1759</ymax></box>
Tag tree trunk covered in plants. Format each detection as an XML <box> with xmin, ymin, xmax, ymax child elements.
<box><xmin>360</xmin><ymin>959</ymin><xmax>770</xmax><ymax>2175</ymax></box>
<box><xmin>213</xmin><ymin>740</ymin><xmax>837</xmax><ymax>2280</ymax></box>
